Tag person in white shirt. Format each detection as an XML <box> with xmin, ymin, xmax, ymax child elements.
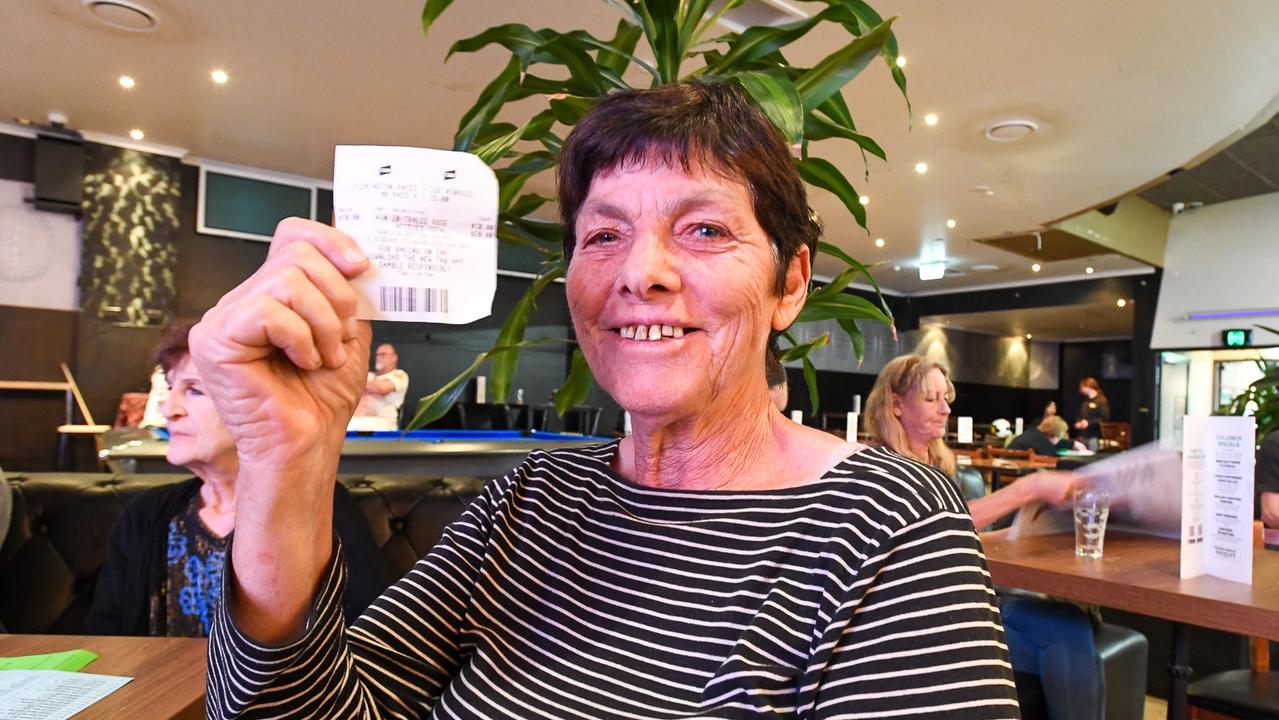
<box><xmin>140</xmin><ymin>365</ymin><xmax>169</xmax><ymax>429</ymax></box>
<box><xmin>347</xmin><ymin>344</ymin><xmax>409</xmax><ymax>431</ymax></box>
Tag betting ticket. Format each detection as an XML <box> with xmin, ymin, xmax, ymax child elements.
<box><xmin>333</xmin><ymin>145</ymin><xmax>497</xmax><ymax>324</ymax></box>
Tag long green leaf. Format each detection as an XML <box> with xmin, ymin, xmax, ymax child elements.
<box><xmin>454</xmin><ymin>55</ymin><xmax>522</xmax><ymax>152</ymax></box>
<box><xmin>837</xmin><ymin>317</ymin><xmax>866</xmax><ymax>363</ymax></box>
<box><xmin>555</xmin><ymin>348</ymin><xmax>595</xmax><ymax>416</ymax></box>
<box><xmin>633</xmin><ymin>0</ymin><xmax>680</xmax><ymax>83</ymax></box>
<box><xmin>589</xmin><ymin>21</ymin><xmax>653</xmax><ymax>79</ymax></box>
<box><xmin>447</xmin><ymin>23</ymin><xmax>543</xmax><ymax>62</ymax></box>
<box><xmin>473</xmin><ymin>109</ymin><xmax>555</xmax><ymax>165</ymax></box>
<box><xmin>802</xmin><ymin>356</ymin><xmax>820</xmax><ymax>416</ymax></box>
<box><xmin>407</xmin><ymin>339</ymin><xmax>561</xmax><ymax>429</ymax></box>
<box><xmin>549</xmin><ymin>95</ymin><xmax>597</xmax><ymax>126</ymax></box>
<box><xmin>421</xmin><ymin>0</ymin><xmax>455</xmax><ymax>39</ymax></box>
<box><xmin>506</xmin><ymin>193</ymin><xmax>553</xmax><ymax>218</ymax></box>
<box><xmin>819</xmin><ymin>0</ymin><xmax>912</xmax><ymax>116</ymax></box>
<box><xmin>778</xmin><ymin>332</ymin><xmax>830</xmax><ymax>363</ymax></box>
<box><xmin>732</xmin><ymin>71</ymin><xmax>803</xmax><ymax>147</ymax></box>
<box><xmin>817</xmin><ymin>240</ymin><xmax>893</xmax><ymax>320</ymax></box>
<box><xmin>794</xmin><ymin>18</ymin><xmax>894</xmax><ymax>113</ymax></box>
<box><xmin>796</xmin><ymin>292</ymin><xmax>891</xmax><ymax>325</ymax></box>
<box><xmin>804</xmin><ymin>113</ymin><xmax>885</xmax><ymax>160</ymax></box>
<box><xmin>797</xmin><ymin>156</ymin><xmax>866</xmax><ymax>230</ymax></box>
<box><xmin>704</xmin><ymin>4</ymin><xmax>853</xmax><ymax>74</ymax></box>
<box><xmin>490</xmin><ymin>266</ymin><xmax>566</xmax><ymax>404</ymax></box>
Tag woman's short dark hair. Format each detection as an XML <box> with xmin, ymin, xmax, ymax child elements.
<box><xmin>152</xmin><ymin>320</ymin><xmax>196</xmax><ymax>373</ymax></box>
<box><xmin>557</xmin><ymin>80</ymin><xmax>820</xmax><ymax>296</ymax></box>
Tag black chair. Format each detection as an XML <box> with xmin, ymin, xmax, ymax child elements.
<box><xmin>1188</xmin><ymin>639</ymin><xmax>1279</xmax><ymax>720</ymax></box>
<box><xmin>1012</xmin><ymin>622</ymin><xmax>1149</xmax><ymax>720</ymax></box>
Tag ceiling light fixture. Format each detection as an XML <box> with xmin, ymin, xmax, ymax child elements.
<box><xmin>1031</xmin><ymin>262</ymin><xmax>1042</xmax><ymax>272</ymax></box>
<box><xmin>874</xmin><ymin>238</ymin><xmax>885</xmax><ymax>248</ymax></box>
<box><xmin>893</xmin><ymin>265</ymin><xmax>901</xmax><ymax>272</ymax></box>
<box><xmin>946</xmin><ymin>218</ymin><xmax>956</xmax><ymax>229</ymax></box>
<box><xmin>924</xmin><ymin>113</ymin><xmax>938</xmax><ymax>126</ymax></box>
<box><xmin>211</xmin><ymin>69</ymin><xmax>230</xmax><ymax>85</ymax></box>
<box><xmin>985</xmin><ymin>119</ymin><xmax>1040</xmax><ymax>142</ymax></box>
<box><xmin>919</xmin><ymin>262</ymin><xmax>945</xmax><ymax>281</ymax></box>
<box><xmin>1025</xmin><ymin>333</ymin><xmax>1033</xmax><ymax>340</ymax></box>
<box><xmin>1085</xmin><ymin>266</ymin><xmax>1095</xmax><ymax>274</ymax></box>
<box><xmin>129</xmin><ymin>128</ymin><xmax>145</xmax><ymax>140</ymax></box>
<box><xmin>858</xmin><ymin>195</ymin><xmax>869</xmax><ymax>205</ymax></box>
<box><xmin>1117</xmin><ymin>298</ymin><xmax>1127</xmax><ymax>308</ymax></box>
<box><xmin>895</xmin><ymin>56</ymin><xmax>907</xmax><ymax>68</ymax></box>
<box><xmin>118</xmin><ymin>75</ymin><xmax>136</xmax><ymax>89</ymax></box>
<box><xmin>914</xmin><ymin>161</ymin><xmax>928</xmax><ymax>174</ymax></box>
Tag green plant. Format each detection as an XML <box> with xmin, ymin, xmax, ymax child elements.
<box><xmin>1216</xmin><ymin>325</ymin><xmax>1279</xmax><ymax>445</ymax></box>
<box><xmin>409</xmin><ymin>0</ymin><xmax>909</xmax><ymax>429</ymax></box>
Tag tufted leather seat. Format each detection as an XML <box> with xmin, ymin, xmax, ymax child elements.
<box><xmin>0</xmin><ymin>471</ymin><xmax>484</xmax><ymax>635</ymax></box>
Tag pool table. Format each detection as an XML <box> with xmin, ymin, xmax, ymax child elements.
<box><xmin>99</xmin><ymin>428</ymin><xmax>612</xmax><ymax>477</ymax></box>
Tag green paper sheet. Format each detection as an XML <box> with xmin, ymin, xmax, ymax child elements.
<box><xmin>0</xmin><ymin>649</ymin><xmax>98</xmax><ymax>672</ymax></box>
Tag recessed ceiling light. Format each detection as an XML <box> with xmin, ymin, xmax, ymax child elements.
<box><xmin>893</xmin><ymin>265</ymin><xmax>901</xmax><ymax>272</ymax></box>
<box><xmin>946</xmin><ymin>218</ymin><xmax>956</xmax><ymax>229</ymax></box>
<box><xmin>914</xmin><ymin>162</ymin><xmax>928</xmax><ymax>174</ymax></box>
<box><xmin>1025</xmin><ymin>333</ymin><xmax>1033</xmax><ymax>340</ymax></box>
<box><xmin>895</xmin><ymin>56</ymin><xmax>907</xmax><ymax>68</ymax></box>
<box><xmin>1031</xmin><ymin>262</ymin><xmax>1042</xmax><ymax>272</ymax></box>
<box><xmin>211</xmin><ymin>69</ymin><xmax>230</xmax><ymax>85</ymax></box>
<box><xmin>971</xmin><ymin>264</ymin><xmax>999</xmax><ymax>272</ymax></box>
<box><xmin>858</xmin><ymin>195</ymin><xmax>869</xmax><ymax>205</ymax></box>
<box><xmin>985</xmin><ymin>119</ymin><xmax>1040</xmax><ymax>142</ymax></box>
<box><xmin>129</xmin><ymin>128</ymin><xmax>145</xmax><ymax>140</ymax></box>
<box><xmin>924</xmin><ymin>113</ymin><xmax>938</xmax><ymax>126</ymax></box>
<box><xmin>1085</xmin><ymin>266</ymin><xmax>1095</xmax><ymax>274</ymax></box>
<box><xmin>1117</xmin><ymin>298</ymin><xmax>1127</xmax><ymax>308</ymax></box>
<box><xmin>874</xmin><ymin>238</ymin><xmax>885</xmax><ymax>248</ymax></box>
<box><xmin>118</xmin><ymin>75</ymin><xmax>136</xmax><ymax>89</ymax></box>
<box><xmin>971</xmin><ymin>185</ymin><xmax>995</xmax><ymax>196</ymax></box>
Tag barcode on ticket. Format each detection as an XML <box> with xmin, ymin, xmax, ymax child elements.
<box><xmin>378</xmin><ymin>287</ymin><xmax>450</xmax><ymax>313</ymax></box>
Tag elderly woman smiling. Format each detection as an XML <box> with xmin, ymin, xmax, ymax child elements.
<box><xmin>200</xmin><ymin>82</ymin><xmax>1018</xmax><ymax>719</ymax></box>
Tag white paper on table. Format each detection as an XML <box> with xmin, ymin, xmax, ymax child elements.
<box><xmin>957</xmin><ymin>416</ymin><xmax>974</xmax><ymax>444</ymax></box>
<box><xmin>0</xmin><ymin>670</ymin><xmax>132</xmax><ymax>720</ymax></box>
<box><xmin>333</xmin><ymin>145</ymin><xmax>497</xmax><ymax>324</ymax></box>
<box><xmin>1180</xmin><ymin>415</ymin><xmax>1255</xmax><ymax>583</ymax></box>
<box><xmin>1014</xmin><ymin>417</ymin><xmax>1024</xmax><ymax>435</ymax></box>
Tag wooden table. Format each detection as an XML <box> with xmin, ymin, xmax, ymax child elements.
<box><xmin>0</xmin><ymin>634</ymin><xmax>207</xmax><ymax>719</ymax></box>
<box><xmin>984</xmin><ymin>531</ymin><xmax>1279</xmax><ymax>720</ymax></box>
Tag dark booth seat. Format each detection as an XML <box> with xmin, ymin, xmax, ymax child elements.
<box><xmin>0</xmin><ymin>471</ymin><xmax>483</xmax><ymax>635</ymax></box>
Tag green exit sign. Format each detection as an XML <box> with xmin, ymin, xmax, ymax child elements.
<box><xmin>1223</xmin><ymin>329</ymin><xmax>1252</xmax><ymax>347</ymax></box>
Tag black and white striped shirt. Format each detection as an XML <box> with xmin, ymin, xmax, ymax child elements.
<box><xmin>208</xmin><ymin>443</ymin><xmax>1019</xmax><ymax>719</ymax></box>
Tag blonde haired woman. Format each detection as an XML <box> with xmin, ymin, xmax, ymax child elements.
<box><xmin>866</xmin><ymin>354</ymin><xmax>1105</xmax><ymax>720</ymax></box>
<box><xmin>865</xmin><ymin>354</ymin><xmax>1074</xmax><ymax>528</ymax></box>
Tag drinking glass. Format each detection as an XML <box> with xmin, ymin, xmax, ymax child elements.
<box><xmin>1074</xmin><ymin>490</ymin><xmax>1111</xmax><ymax>558</ymax></box>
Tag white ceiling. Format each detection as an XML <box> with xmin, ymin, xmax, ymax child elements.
<box><xmin>4</xmin><ymin>0</ymin><xmax>1279</xmax><ymax>294</ymax></box>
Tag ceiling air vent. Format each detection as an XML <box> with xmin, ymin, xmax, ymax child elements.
<box><xmin>82</xmin><ymin>0</ymin><xmax>159</xmax><ymax>32</ymax></box>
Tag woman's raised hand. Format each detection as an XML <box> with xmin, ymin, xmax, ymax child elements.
<box><xmin>188</xmin><ymin>217</ymin><xmax>372</xmax><ymax>642</ymax></box>
<box><xmin>189</xmin><ymin>217</ymin><xmax>370</xmax><ymax>473</ymax></box>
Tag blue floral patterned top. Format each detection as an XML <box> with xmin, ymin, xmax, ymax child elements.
<box><xmin>155</xmin><ymin>494</ymin><xmax>230</xmax><ymax>637</ymax></box>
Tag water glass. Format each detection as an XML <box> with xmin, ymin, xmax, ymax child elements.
<box><xmin>1074</xmin><ymin>490</ymin><xmax>1111</xmax><ymax>558</ymax></box>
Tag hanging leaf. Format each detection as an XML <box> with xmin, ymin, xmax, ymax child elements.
<box><xmin>447</xmin><ymin>23</ymin><xmax>544</xmax><ymax>63</ymax></box>
<box><xmin>549</xmin><ymin>95</ymin><xmax>598</xmax><ymax>126</ymax></box>
<box><xmin>836</xmin><ymin>317</ymin><xmax>866</xmax><ymax>363</ymax></box>
<box><xmin>555</xmin><ymin>348</ymin><xmax>595</xmax><ymax>416</ymax></box>
<box><xmin>406</xmin><ymin>338</ymin><xmax>563</xmax><ymax>429</ymax></box>
<box><xmin>797</xmin><ymin>156</ymin><xmax>866</xmax><ymax>230</ymax></box>
<box><xmin>796</xmin><ymin>292</ymin><xmax>892</xmax><ymax>325</ymax></box>
<box><xmin>595</xmin><ymin>19</ymin><xmax>647</xmax><ymax>77</ymax></box>
<box><xmin>802</xmin><ymin>356</ymin><xmax>821</xmax><ymax>416</ymax></box>
<box><xmin>731</xmin><ymin>71</ymin><xmax>804</xmax><ymax>147</ymax></box>
<box><xmin>794</xmin><ymin>18</ymin><xmax>894</xmax><ymax>113</ymax></box>
<box><xmin>804</xmin><ymin>113</ymin><xmax>885</xmax><ymax>160</ymax></box>
<box><xmin>454</xmin><ymin>56</ymin><xmax>522</xmax><ymax>152</ymax></box>
<box><xmin>420</xmin><ymin>0</ymin><xmax>456</xmax><ymax>38</ymax></box>
<box><xmin>817</xmin><ymin>240</ymin><xmax>894</xmax><ymax>321</ymax></box>
<box><xmin>473</xmin><ymin>109</ymin><xmax>555</xmax><ymax>165</ymax></box>
<box><xmin>490</xmin><ymin>266</ymin><xmax>566</xmax><ymax>404</ymax></box>
<box><xmin>778</xmin><ymin>332</ymin><xmax>831</xmax><ymax>363</ymax></box>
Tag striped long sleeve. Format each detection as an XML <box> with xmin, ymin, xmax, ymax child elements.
<box><xmin>208</xmin><ymin>444</ymin><xmax>1019</xmax><ymax>719</ymax></box>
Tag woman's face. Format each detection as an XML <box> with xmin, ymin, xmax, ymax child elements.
<box><xmin>566</xmin><ymin>159</ymin><xmax>808</xmax><ymax>421</ymax></box>
<box><xmin>163</xmin><ymin>355</ymin><xmax>236</xmax><ymax>470</ymax></box>
<box><xmin>1080</xmin><ymin>383</ymin><xmax>1096</xmax><ymax>399</ymax></box>
<box><xmin>1045</xmin><ymin>401</ymin><xmax>1057</xmax><ymax>417</ymax></box>
<box><xmin>893</xmin><ymin>368</ymin><xmax>952</xmax><ymax>447</ymax></box>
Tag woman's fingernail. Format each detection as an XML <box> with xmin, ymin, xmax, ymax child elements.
<box><xmin>344</xmin><ymin>317</ymin><xmax>360</xmax><ymax>338</ymax></box>
<box><xmin>343</xmin><ymin>248</ymin><xmax>367</xmax><ymax>265</ymax></box>
<box><xmin>335</xmin><ymin>346</ymin><xmax>349</xmax><ymax>366</ymax></box>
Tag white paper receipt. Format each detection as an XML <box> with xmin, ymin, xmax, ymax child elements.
<box><xmin>333</xmin><ymin>145</ymin><xmax>498</xmax><ymax>324</ymax></box>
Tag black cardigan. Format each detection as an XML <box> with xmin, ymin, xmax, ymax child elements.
<box><xmin>85</xmin><ymin>477</ymin><xmax>388</xmax><ymax>636</ymax></box>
